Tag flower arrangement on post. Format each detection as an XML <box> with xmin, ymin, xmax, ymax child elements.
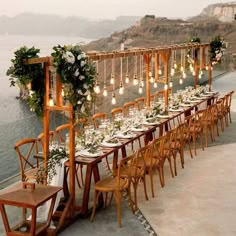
<box><xmin>51</xmin><ymin>44</ymin><xmax>97</xmax><ymax>120</ymax></box>
<box><xmin>6</xmin><ymin>46</ymin><xmax>45</xmax><ymax>117</ymax></box>
<box><xmin>209</xmin><ymin>36</ymin><xmax>226</xmax><ymax>64</ymax></box>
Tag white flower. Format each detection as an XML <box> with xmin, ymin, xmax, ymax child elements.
<box><xmin>81</xmin><ymin>104</ymin><xmax>85</xmax><ymax>113</ymax></box>
<box><xmin>80</xmin><ymin>61</ymin><xmax>85</xmax><ymax>67</ymax></box>
<box><xmin>77</xmin><ymin>89</ymin><xmax>83</xmax><ymax>95</ymax></box>
<box><xmin>74</xmin><ymin>69</ymin><xmax>80</xmax><ymax>77</ymax></box>
<box><xmin>77</xmin><ymin>55</ymin><xmax>82</xmax><ymax>60</ymax></box>
<box><xmin>77</xmin><ymin>100</ymin><xmax>82</xmax><ymax>104</ymax></box>
<box><xmin>83</xmin><ymin>83</ymin><xmax>88</xmax><ymax>90</ymax></box>
<box><xmin>79</xmin><ymin>75</ymin><xmax>85</xmax><ymax>80</ymax></box>
<box><xmin>81</xmin><ymin>53</ymin><xmax>86</xmax><ymax>58</ymax></box>
<box><xmin>63</xmin><ymin>51</ymin><xmax>75</xmax><ymax>64</ymax></box>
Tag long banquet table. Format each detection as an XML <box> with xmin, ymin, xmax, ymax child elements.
<box><xmin>72</xmin><ymin>92</ymin><xmax>218</xmax><ymax>217</ymax></box>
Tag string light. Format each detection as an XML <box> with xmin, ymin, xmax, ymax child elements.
<box><xmin>164</xmin><ymin>83</ymin><xmax>168</xmax><ymax>90</ymax></box>
<box><xmin>111</xmin><ymin>92</ymin><xmax>116</xmax><ymax>105</ymax></box>
<box><xmin>119</xmin><ymin>58</ymin><xmax>124</xmax><ymax>95</ymax></box>
<box><xmin>149</xmin><ymin>51</ymin><xmax>155</xmax><ymax>83</ymax></box>
<box><xmin>169</xmin><ymin>79</ymin><xmax>173</xmax><ymax>88</ymax></box>
<box><xmin>153</xmin><ymin>82</ymin><xmax>158</xmax><ymax>88</ymax></box>
<box><xmin>179</xmin><ymin>77</ymin><xmax>183</xmax><ymax>84</ymax></box>
<box><xmin>87</xmin><ymin>92</ymin><xmax>92</xmax><ymax>101</ymax></box>
<box><xmin>133</xmin><ymin>55</ymin><xmax>138</xmax><ymax>85</ymax></box>
<box><xmin>125</xmin><ymin>57</ymin><xmax>129</xmax><ymax>83</ymax></box>
<box><xmin>174</xmin><ymin>49</ymin><xmax>177</xmax><ymax>69</ymax></box>
<box><xmin>48</xmin><ymin>94</ymin><xmax>54</xmax><ymax>106</ymax></box>
<box><xmin>94</xmin><ymin>61</ymin><xmax>100</xmax><ymax>94</ymax></box>
<box><xmin>103</xmin><ymin>60</ymin><xmax>108</xmax><ymax>97</ymax></box>
<box><xmin>138</xmin><ymin>84</ymin><xmax>143</xmax><ymax>94</ymax></box>
<box><xmin>110</xmin><ymin>57</ymin><xmax>115</xmax><ymax>84</ymax></box>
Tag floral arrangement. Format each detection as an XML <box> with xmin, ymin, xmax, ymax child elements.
<box><xmin>6</xmin><ymin>46</ymin><xmax>45</xmax><ymax>117</ymax></box>
<box><xmin>51</xmin><ymin>44</ymin><xmax>97</xmax><ymax>119</ymax></box>
<box><xmin>209</xmin><ymin>36</ymin><xmax>226</xmax><ymax>64</ymax></box>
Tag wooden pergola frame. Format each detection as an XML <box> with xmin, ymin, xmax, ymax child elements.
<box><xmin>25</xmin><ymin>42</ymin><xmax>211</xmax><ymax>230</ymax></box>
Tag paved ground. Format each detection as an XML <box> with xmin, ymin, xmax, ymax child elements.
<box><xmin>0</xmin><ymin>70</ymin><xmax>235</xmax><ymax>236</ymax></box>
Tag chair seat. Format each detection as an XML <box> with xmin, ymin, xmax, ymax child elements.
<box><xmin>112</xmin><ymin>166</ymin><xmax>145</xmax><ymax>178</ymax></box>
<box><xmin>94</xmin><ymin>177</ymin><xmax>128</xmax><ymax>192</ymax></box>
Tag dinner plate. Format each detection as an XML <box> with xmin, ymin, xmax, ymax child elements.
<box><xmin>156</xmin><ymin>114</ymin><xmax>170</xmax><ymax>119</ymax></box>
<box><xmin>193</xmin><ymin>96</ymin><xmax>205</xmax><ymax>100</ymax></box>
<box><xmin>143</xmin><ymin>121</ymin><xmax>160</xmax><ymax>126</ymax></box>
<box><xmin>100</xmin><ymin>141</ymin><xmax>122</xmax><ymax>147</ymax></box>
<box><xmin>189</xmin><ymin>100</ymin><xmax>199</xmax><ymax>103</ymax></box>
<box><xmin>168</xmin><ymin>108</ymin><xmax>184</xmax><ymax>112</ymax></box>
<box><xmin>115</xmin><ymin>133</ymin><xmax>135</xmax><ymax>139</ymax></box>
<box><xmin>180</xmin><ymin>103</ymin><xmax>192</xmax><ymax>107</ymax></box>
<box><xmin>205</xmin><ymin>91</ymin><xmax>217</xmax><ymax>94</ymax></box>
<box><xmin>130</xmin><ymin>127</ymin><xmax>148</xmax><ymax>132</ymax></box>
<box><xmin>78</xmin><ymin>149</ymin><xmax>103</xmax><ymax>158</ymax></box>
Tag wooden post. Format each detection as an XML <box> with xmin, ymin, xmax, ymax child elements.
<box><xmin>194</xmin><ymin>49</ymin><xmax>199</xmax><ymax>88</ymax></box>
<box><xmin>56</xmin><ymin>74</ymin><xmax>63</xmax><ymax>106</ymax></box>
<box><xmin>144</xmin><ymin>53</ymin><xmax>152</xmax><ymax>109</ymax></box>
<box><xmin>160</xmin><ymin>50</ymin><xmax>171</xmax><ymax>111</ymax></box>
<box><xmin>69</xmin><ymin>107</ymin><xmax>76</xmax><ymax>213</ymax></box>
<box><xmin>43</xmin><ymin>63</ymin><xmax>50</xmax><ymax>184</ymax></box>
<box><xmin>208</xmin><ymin>62</ymin><xmax>212</xmax><ymax>91</ymax></box>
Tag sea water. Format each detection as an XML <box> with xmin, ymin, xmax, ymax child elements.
<box><xmin>0</xmin><ymin>34</ymin><xmax>93</xmax><ymax>182</ymax></box>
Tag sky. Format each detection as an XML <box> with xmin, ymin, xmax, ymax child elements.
<box><xmin>0</xmin><ymin>0</ymin><xmax>234</xmax><ymax>20</ymax></box>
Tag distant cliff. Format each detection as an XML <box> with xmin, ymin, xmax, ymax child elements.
<box><xmin>191</xmin><ymin>2</ymin><xmax>236</xmax><ymax>22</ymax></box>
<box><xmin>0</xmin><ymin>13</ymin><xmax>141</xmax><ymax>39</ymax></box>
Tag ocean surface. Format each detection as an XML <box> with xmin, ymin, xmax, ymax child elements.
<box><xmin>0</xmin><ymin>34</ymin><xmax>93</xmax><ymax>182</ymax></box>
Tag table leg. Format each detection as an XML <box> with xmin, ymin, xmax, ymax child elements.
<box><xmin>80</xmin><ymin>164</ymin><xmax>93</xmax><ymax>217</ymax></box>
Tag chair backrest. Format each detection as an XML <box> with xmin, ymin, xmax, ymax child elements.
<box><xmin>152</xmin><ymin>135</ymin><xmax>165</xmax><ymax>163</ymax></box>
<box><xmin>123</xmin><ymin>102</ymin><xmax>136</xmax><ymax>116</ymax></box>
<box><xmin>37</xmin><ymin>131</ymin><xmax>55</xmax><ymax>151</ymax></box>
<box><xmin>135</xmin><ymin>97</ymin><xmax>145</xmax><ymax>110</ymax></box>
<box><xmin>116</xmin><ymin>151</ymin><xmax>137</xmax><ymax>189</ymax></box>
<box><xmin>111</xmin><ymin>107</ymin><xmax>123</xmax><ymax>120</ymax></box>
<box><xmin>92</xmin><ymin>112</ymin><xmax>107</xmax><ymax>128</ymax></box>
<box><xmin>137</xmin><ymin>141</ymin><xmax>153</xmax><ymax>168</ymax></box>
<box><xmin>55</xmin><ymin>124</ymin><xmax>70</xmax><ymax>143</ymax></box>
<box><xmin>14</xmin><ymin>138</ymin><xmax>38</xmax><ymax>181</ymax></box>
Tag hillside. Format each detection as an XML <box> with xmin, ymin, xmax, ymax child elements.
<box><xmin>83</xmin><ymin>15</ymin><xmax>236</xmax><ymax>57</ymax></box>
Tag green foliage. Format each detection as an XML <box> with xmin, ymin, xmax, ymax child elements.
<box><xmin>190</xmin><ymin>37</ymin><xmax>201</xmax><ymax>43</ymax></box>
<box><xmin>51</xmin><ymin>44</ymin><xmax>97</xmax><ymax>118</ymax></box>
<box><xmin>209</xmin><ymin>36</ymin><xmax>226</xmax><ymax>63</ymax></box>
<box><xmin>6</xmin><ymin>46</ymin><xmax>45</xmax><ymax>117</ymax></box>
<box><xmin>36</xmin><ymin>147</ymin><xmax>68</xmax><ymax>184</ymax></box>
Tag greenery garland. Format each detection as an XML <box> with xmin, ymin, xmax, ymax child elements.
<box><xmin>6</xmin><ymin>44</ymin><xmax>97</xmax><ymax>119</ymax></box>
<box><xmin>6</xmin><ymin>46</ymin><xmax>45</xmax><ymax>117</ymax></box>
<box><xmin>209</xmin><ymin>36</ymin><xmax>226</xmax><ymax>63</ymax></box>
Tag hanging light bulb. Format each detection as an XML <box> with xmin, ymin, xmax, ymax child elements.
<box><xmin>149</xmin><ymin>71</ymin><xmax>152</xmax><ymax>77</ymax></box>
<box><xmin>110</xmin><ymin>74</ymin><xmax>114</xmax><ymax>84</ymax></box>
<box><xmin>182</xmin><ymin>71</ymin><xmax>187</xmax><ymax>79</ymax></box>
<box><xmin>133</xmin><ymin>74</ymin><xmax>138</xmax><ymax>85</ymax></box>
<box><xmin>119</xmin><ymin>81</ymin><xmax>124</xmax><ymax>95</ymax></box>
<box><xmin>94</xmin><ymin>81</ymin><xmax>100</xmax><ymax>94</ymax></box>
<box><xmin>48</xmin><ymin>94</ymin><xmax>54</xmax><ymax>106</ymax></box>
<box><xmin>103</xmin><ymin>86</ymin><xmax>108</xmax><ymax>97</ymax></box>
<box><xmin>141</xmin><ymin>79</ymin><xmax>144</xmax><ymax>87</ymax></box>
<box><xmin>174</xmin><ymin>61</ymin><xmax>177</xmax><ymax>69</ymax></box>
<box><xmin>205</xmin><ymin>65</ymin><xmax>209</xmax><ymax>70</ymax></box>
<box><xmin>179</xmin><ymin>77</ymin><xmax>183</xmax><ymax>84</ymax></box>
<box><xmin>189</xmin><ymin>64</ymin><xmax>193</xmax><ymax>72</ymax></box>
<box><xmin>200</xmin><ymin>70</ymin><xmax>203</xmax><ymax>76</ymax></box>
<box><xmin>198</xmin><ymin>74</ymin><xmax>202</xmax><ymax>79</ymax></box>
<box><xmin>111</xmin><ymin>92</ymin><xmax>116</xmax><ymax>105</ymax></box>
<box><xmin>150</xmin><ymin>75</ymin><xmax>155</xmax><ymax>83</ymax></box>
<box><xmin>87</xmin><ymin>92</ymin><xmax>92</xmax><ymax>101</ymax></box>
<box><xmin>153</xmin><ymin>82</ymin><xmax>158</xmax><ymax>88</ymax></box>
<box><xmin>125</xmin><ymin>73</ymin><xmax>129</xmax><ymax>83</ymax></box>
<box><xmin>164</xmin><ymin>83</ymin><xmax>168</xmax><ymax>90</ymax></box>
<box><xmin>170</xmin><ymin>67</ymin><xmax>175</xmax><ymax>76</ymax></box>
<box><xmin>180</xmin><ymin>65</ymin><xmax>184</xmax><ymax>72</ymax></box>
<box><xmin>169</xmin><ymin>80</ymin><xmax>173</xmax><ymax>88</ymax></box>
<box><xmin>158</xmin><ymin>68</ymin><xmax>162</xmax><ymax>75</ymax></box>
<box><xmin>138</xmin><ymin>84</ymin><xmax>143</xmax><ymax>94</ymax></box>
<box><xmin>192</xmin><ymin>70</ymin><xmax>196</xmax><ymax>76</ymax></box>
<box><xmin>61</xmin><ymin>88</ymin><xmax>65</xmax><ymax>97</ymax></box>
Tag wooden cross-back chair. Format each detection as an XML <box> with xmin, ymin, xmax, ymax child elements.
<box><xmin>37</xmin><ymin>130</ymin><xmax>55</xmax><ymax>152</ymax></box>
<box><xmin>123</xmin><ymin>101</ymin><xmax>136</xmax><ymax>116</ymax></box>
<box><xmin>90</xmin><ymin>152</ymin><xmax>137</xmax><ymax>227</ymax></box>
<box><xmin>14</xmin><ymin>138</ymin><xmax>39</xmax><ymax>182</ymax></box>
<box><xmin>135</xmin><ymin>97</ymin><xmax>145</xmax><ymax>110</ymax></box>
<box><xmin>55</xmin><ymin>123</ymin><xmax>84</xmax><ymax>188</ymax></box>
<box><xmin>111</xmin><ymin>107</ymin><xmax>123</xmax><ymax>120</ymax></box>
<box><xmin>92</xmin><ymin>112</ymin><xmax>107</xmax><ymax>128</ymax></box>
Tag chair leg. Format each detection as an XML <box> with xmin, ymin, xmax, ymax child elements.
<box><xmin>149</xmin><ymin>168</ymin><xmax>155</xmax><ymax>197</ymax></box>
<box><xmin>142</xmin><ymin>176</ymin><xmax>148</xmax><ymax>201</ymax></box>
<box><xmin>115</xmin><ymin>191</ymin><xmax>122</xmax><ymax>227</ymax></box>
<box><xmin>90</xmin><ymin>190</ymin><xmax>100</xmax><ymax>222</ymax></box>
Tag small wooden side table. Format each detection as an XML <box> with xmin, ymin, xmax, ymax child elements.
<box><xmin>0</xmin><ymin>182</ymin><xmax>62</xmax><ymax>236</ymax></box>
